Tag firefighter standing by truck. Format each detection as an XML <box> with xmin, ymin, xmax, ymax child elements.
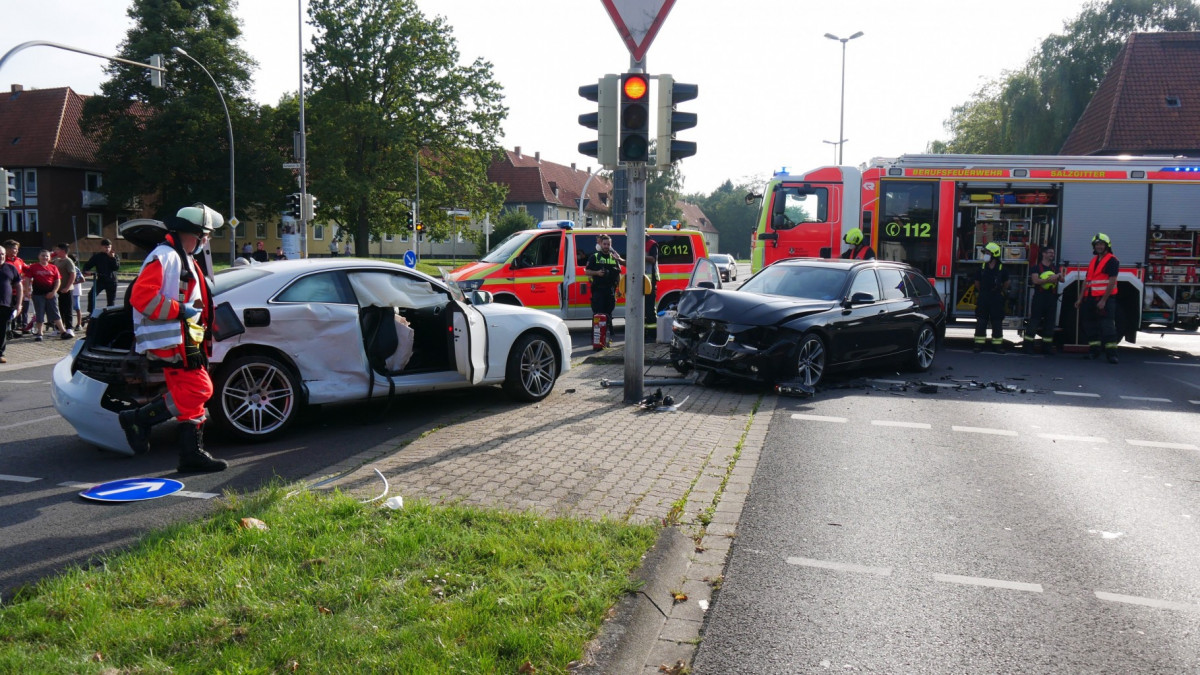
<box><xmin>585</xmin><ymin>234</ymin><xmax>623</xmax><ymax>349</ymax></box>
<box><xmin>1025</xmin><ymin>245</ymin><xmax>1062</xmax><ymax>354</ymax></box>
<box><xmin>840</xmin><ymin>228</ymin><xmax>875</xmax><ymax>260</ymax></box>
<box><xmin>973</xmin><ymin>241</ymin><xmax>1009</xmax><ymax>353</ymax></box>
<box><xmin>119</xmin><ymin>204</ymin><xmax>227</xmax><ymax>472</ymax></box>
<box><xmin>1075</xmin><ymin>233</ymin><xmax>1121</xmax><ymax>364</ymax></box>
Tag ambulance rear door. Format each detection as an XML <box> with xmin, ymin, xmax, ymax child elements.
<box><xmin>561</xmin><ymin>232</ymin><xmax>576</xmax><ymax>316</ymax></box>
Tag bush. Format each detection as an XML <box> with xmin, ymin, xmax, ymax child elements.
<box><xmin>479</xmin><ymin>210</ymin><xmax>536</xmax><ymax>256</ymax></box>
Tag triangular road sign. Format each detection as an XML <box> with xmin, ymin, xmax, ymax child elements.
<box><xmin>601</xmin><ymin>0</ymin><xmax>677</xmax><ymax>62</ymax></box>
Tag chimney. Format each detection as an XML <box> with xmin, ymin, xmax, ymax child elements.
<box><xmin>571</xmin><ymin>163</ymin><xmax>576</xmax><ymax>171</ymax></box>
<box><xmin>514</xmin><ymin>146</ymin><xmax>521</xmax><ymax>158</ymax></box>
<box><xmin>535</xmin><ymin>151</ymin><xmax>540</xmax><ymax>163</ymax></box>
<box><xmin>11</xmin><ymin>84</ymin><xmax>24</xmax><ymax>93</ymax></box>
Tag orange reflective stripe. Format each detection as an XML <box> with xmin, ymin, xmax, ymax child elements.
<box><xmin>1085</xmin><ymin>253</ymin><xmax>1115</xmax><ymax>296</ymax></box>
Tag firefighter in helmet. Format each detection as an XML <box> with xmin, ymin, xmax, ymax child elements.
<box><xmin>1074</xmin><ymin>232</ymin><xmax>1121</xmax><ymax>364</ymax></box>
<box><xmin>119</xmin><ymin>204</ymin><xmax>227</xmax><ymax>471</ymax></box>
<box><xmin>1025</xmin><ymin>245</ymin><xmax>1062</xmax><ymax>354</ymax></box>
<box><xmin>973</xmin><ymin>241</ymin><xmax>1009</xmax><ymax>353</ymax></box>
<box><xmin>840</xmin><ymin>228</ymin><xmax>875</xmax><ymax>260</ymax></box>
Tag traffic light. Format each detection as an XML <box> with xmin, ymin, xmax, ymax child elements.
<box><xmin>415</xmin><ymin>222</ymin><xmax>425</xmax><ymax>238</ymax></box>
<box><xmin>619</xmin><ymin>73</ymin><xmax>650</xmax><ymax>163</ymax></box>
<box><xmin>655</xmin><ymin>75</ymin><xmax>698</xmax><ymax>169</ymax></box>
<box><xmin>148</xmin><ymin>54</ymin><xmax>164</xmax><ymax>89</ymax></box>
<box><xmin>2</xmin><ymin>169</ymin><xmax>17</xmax><ymax>207</ymax></box>
<box><xmin>578</xmin><ymin>74</ymin><xmax>618</xmax><ymax>169</ymax></box>
<box><xmin>303</xmin><ymin>194</ymin><xmax>319</xmax><ymax>221</ymax></box>
<box><xmin>286</xmin><ymin>193</ymin><xmax>301</xmax><ymax>219</ymax></box>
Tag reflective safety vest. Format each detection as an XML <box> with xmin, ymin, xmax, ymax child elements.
<box><xmin>132</xmin><ymin>240</ymin><xmax>202</xmax><ymax>359</ymax></box>
<box><xmin>852</xmin><ymin>245</ymin><xmax>872</xmax><ymax>260</ymax></box>
<box><xmin>1085</xmin><ymin>252</ymin><xmax>1116</xmax><ymax>297</ymax></box>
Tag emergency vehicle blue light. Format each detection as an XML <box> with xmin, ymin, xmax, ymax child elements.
<box><xmin>1159</xmin><ymin>166</ymin><xmax>1200</xmax><ymax>172</ymax></box>
<box><xmin>537</xmin><ymin>219</ymin><xmax>574</xmax><ymax>229</ymax></box>
<box><xmin>774</xmin><ymin>167</ymin><xmax>789</xmax><ymax>176</ymax></box>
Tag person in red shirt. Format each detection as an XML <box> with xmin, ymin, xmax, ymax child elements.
<box><xmin>3</xmin><ymin>240</ymin><xmax>31</xmax><ymax>333</ymax></box>
<box><xmin>119</xmin><ymin>204</ymin><xmax>227</xmax><ymax>472</ymax></box>
<box><xmin>21</xmin><ymin>249</ymin><xmax>73</xmax><ymax>341</ymax></box>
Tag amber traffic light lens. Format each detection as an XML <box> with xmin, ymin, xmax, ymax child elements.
<box><xmin>623</xmin><ymin>75</ymin><xmax>648</xmax><ymax>100</ymax></box>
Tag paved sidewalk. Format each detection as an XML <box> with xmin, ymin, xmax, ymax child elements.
<box><xmin>0</xmin><ymin>326</ymin><xmax>79</xmax><ymax>372</ymax></box>
<box><xmin>314</xmin><ymin>341</ymin><xmax>776</xmax><ymax>674</ymax></box>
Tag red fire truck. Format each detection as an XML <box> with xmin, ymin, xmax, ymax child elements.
<box><xmin>750</xmin><ymin>154</ymin><xmax>1200</xmax><ymax>342</ymax></box>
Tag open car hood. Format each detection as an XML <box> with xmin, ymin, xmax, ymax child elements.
<box><xmin>677</xmin><ymin>288</ymin><xmax>835</xmax><ymax>326</ymax></box>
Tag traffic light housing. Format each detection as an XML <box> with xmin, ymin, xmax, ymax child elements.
<box><xmin>619</xmin><ymin>73</ymin><xmax>650</xmax><ymax>163</ymax></box>
<box><xmin>286</xmin><ymin>193</ymin><xmax>301</xmax><ymax>219</ymax></box>
<box><xmin>1</xmin><ymin>169</ymin><xmax>16</xmax><ymax>207</ymax></box>
<box><xmin>655</xmin><ymin>75</ymin><xmax>698</xmax><ymax>169</ymax></box>
<box><xmin>578</xmin><ymin>74</ymin><xmax>618</xmax><ymax>169</ymax></box>
<box><xmin>415</xmin><ymin>222</ymin><xmax>425</xmax><ymax>238</ymax></box>
<box><xmin>303</xmin><ymin>194</ymin><xmax>319</xmax><ymax>221</ymax></box>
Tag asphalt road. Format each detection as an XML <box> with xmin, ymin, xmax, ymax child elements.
<box><xmin>692</xmin><ymin>337</ymin><xmax>1200</xmax><ymax>673</ymax></box>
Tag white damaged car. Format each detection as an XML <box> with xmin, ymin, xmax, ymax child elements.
<box><xmin>53</xmin><ymin>225</ymin><xmax>570</xmax><ymax>454</ymax></box>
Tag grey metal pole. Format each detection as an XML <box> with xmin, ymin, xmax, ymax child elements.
<box><xmin>622</xmin><ymin>59</ymin><xmax>647</xmax><ymax>404</ymax></box>
<box><xmin>298</xmin><ymin>0</ymin><xmax>309</xmax><ymax>259</ymax></box>
<box><xmin>415</xmin><ymin>148</ymin><xmax>420</xmax><ymax>263</ymax></box>
<box><xmin>837</xmin><ymin>40</ymin><xmax>846</xmax><ymax>165</ymax></box>
<box><xmin>173</xmin><ymin>47</ymin><xmax>235</xmax><ymax>266</ymax></box>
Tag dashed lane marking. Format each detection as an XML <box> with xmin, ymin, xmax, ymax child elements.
<box><xmin>786</xmin><ymin>556</ymin><xmax>892</xmax><ymax>577</ymax></box>
<box><xmin>1054</xmin><ymin>391</ymin><xmax>1101</xmax><ymax>398</ymax></box>
<box><xmin>57</xmin><ymin>481</ymin><xmax>218</xmax><ymax>499</ymax></box>
<box><xmin>871</xmin><ymin>420</ymin><xmax>932</xmax><ymax>429</ymax></box>
<box><xmin>0</xmin><ymin>379</ymin><xmax>44</xmax><ymax>384</ymax></box>
<box><xmin>1120</xmin><ymin>395</ymin><xmax>1172</xmax><ymax>403</ymax></box>
<box><xmin>1143</xmin><ymin>361</ymin><xmax>1200</xmax><ymax>368</ymax></box>
<box><xmin>1126</xmin><ymin>439</ymin><xmax>1199</xmax><ymax>451</ymax></box>
<box><xmin>1036</xmin><ymin>433</ymin><xmax>1108</xmax><ymax>443</ymax></box>
<box><xmin>932</xmin><ymin>573</ymin><xmax>1043</xmax><ymax>593</ymax></box>
<box><xmin>1190</xmin><ymin>400</ymin><xmax>1200</xmax><ymax>405</ymax></box>
<box><xmin>0</xmin><ymin>474</ymin><xmax>42</xmax><ymax>483</ymax></box>
<box><xmin>0</xmin><ymin>415</ymin><xmax>62</xmax><ymax>431</ymax></box>
<box><xmin>952</xmin><ymin>426</ymin><xmax>1018</xmax><ymax>436</ymax></box>
<box><xmin>1095</xmin><ymin>591</ymin><xmax>1200</xmax><ymax>614</ymax></box>
<box><xmin>790</xmin><ymin>414</ymin><xmax>848</xmax><ymax>424</ymax></box>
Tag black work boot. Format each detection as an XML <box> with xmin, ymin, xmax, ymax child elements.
<box><xmin>1087</xmin><ymin>344</ymin><xmax>1101</xmax><ymax>360</ymax></box>
<box><xmin>177</xmin><ymin>423</ymin><xmax>227</xmax><ymax>473</ymax></box>
<box><xmin>118</xmin><ymin>397</ymin><xmax>172</xmax><ymax>455</ymax></box>
<box><xmin>1106</xmin><ymin>348</ymin><xmax>1119</xmax><ymax>364</ymax></box>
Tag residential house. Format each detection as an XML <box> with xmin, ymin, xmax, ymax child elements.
<box><xmin>487</xmin><ymin>147</ymin><xmax>614</xmax><ymax>228</ymax></box>
<box><xmin>673</xmin><ymin>200</ymin><xmax>719</xmax><ymax>254</ymax></box>
<box><xmin>1060</xmin><ymin>32</ymin><xmax>1200</xmax><ymax>156</ymax></box>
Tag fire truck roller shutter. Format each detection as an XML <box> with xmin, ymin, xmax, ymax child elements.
<box><xmin>838</xmin><ymin>168</ymin><xmax>863</xmax><ymax>256</ymax></box>
<box><xmin>1060</xmin><ymin>183</ymin><xmax>1148</xmax><ymax>264</ymax></box>
<box><xmin>1151</xmin><ymin>184</ymin><xmax>1200</xmax><ymax>230</ymax></box>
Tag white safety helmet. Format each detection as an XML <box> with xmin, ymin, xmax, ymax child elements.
<box><xmin>168</xmin><ymin>203</ymin><xmax>225</xmax><ymax>235</ymax></box>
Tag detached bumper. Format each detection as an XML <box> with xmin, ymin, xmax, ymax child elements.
<box><xmin>51</xmin><ymin>351</ymin><xmax>133</xmax><ymax>455</ymax></box>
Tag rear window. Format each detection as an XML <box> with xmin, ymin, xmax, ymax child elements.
<box><xmin>214</xmin><ymin>266</ymin><xmax>271</xmax><ymax>296</ymax></box>
<box><xmin>877</xmin><ymin>268</ymin><xmax>908</xmax><ymax>300</ymax></box>
<box><xmin>653</xmin><ymin>235</ymin><xmax>696</xmax><ymax>265</ymax></box>
<box><xmin>905</xmin><ymin>271</ymin><xmax>936</xmax><ymax>297</ymax></box>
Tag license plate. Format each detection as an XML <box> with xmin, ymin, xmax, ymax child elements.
<box><xmin>698</xmin><ymin>343</ymin><xmax>725</xmax><ymax>360</ymax></box>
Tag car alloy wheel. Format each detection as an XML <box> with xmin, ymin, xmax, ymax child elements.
<box><xmin>213</xmin><ymin>355</ymin><xmax>299</xmax><ymax>441</ymax></box>
<box><xmin>910</xmin><ymin>324</ymin><xmax>937</xmax><ymax>371</ymax></box>
<box><xmin>794</xmin><ymin>333</ymin><xmax>826</xmax><ymax>387</ymax></box>
<box><xmin>504</xmin><ymin>333</ymin><xmax>557</xmax><ymax>402</ymax></box>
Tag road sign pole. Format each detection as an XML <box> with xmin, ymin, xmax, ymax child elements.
<box><xmin>624</xmin><ymin>161</ymin><xmax>647</xmax><ymax>404</ymax></box>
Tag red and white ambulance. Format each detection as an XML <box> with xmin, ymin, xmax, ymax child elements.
<box><xmin>450</xmin><ymin>220</ymin><xmax>711</xmax><ymax>320</ymax></box>
<box><xmin>750</xmin><ymin>154</ymin><xmax>1200</xmax><ymax>340</ymax></box>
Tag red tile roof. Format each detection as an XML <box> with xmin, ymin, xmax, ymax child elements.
<box><xmin>487</xmin><ymin>148</ymin><xmax>613</xmax><ymax>215</ymax></box>
<box><xmin>0</xmin><ymin>86</ymin><xmax>101</xmax><ymax>169</ymax></box>
<box><xmin>674</xmin><ymin>200</ymin><xmax>717</xmax><ymax>233</ymax></box>
<box><xmin>1061</xmin><ymin>32</ymin><xmax>1200</xmax><ymax>156</ymax></box>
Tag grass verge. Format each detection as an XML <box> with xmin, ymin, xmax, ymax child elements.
<box><xmin>0</xmin><ymin>487</ymin><xmax>657</xmax><ymax>674</ymax></box>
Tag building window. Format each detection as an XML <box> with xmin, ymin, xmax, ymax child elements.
<box><xmin>11</xmin><ymin>212</ymin><xmax>24</xmax><ymax>231</ymax></box>
<box><xmin>85</xmin><ymin>172</ymin><xmax>102</xmax><ymax>192</ymax></box>
<box><xmin>0</xmin><ymin>212</ymin><xmax>9</xmax><ymax>231</ymax></box>
<box><xmin>384</xmin><ymin>232</ymin><xmax>394</xmax><ymax>242</ymax></box>
<box><xmin>116</xmin><ymin>215</ymin><xmax>129</xmax><ymax>239</ymax></box>
<box><xmin>87</xmin><ymin>213</ymin><xmax>103</xmax><ymax>237</ymax></box>
<box><xmin>25</xmin><ymin>210</ymin><xmax>38</xmax><ymax>232</ymax></box>
<box><xmin>23</xmin><ymin>170</ymin><xmax>37</xmax><ymax>195</ymax></box>
<box><xmin>235</xmin><ymin>221</ymin><xmax>246</xmax><ymax>238</ymax></box>
<box><xmin>256</xmin><ymin>222</ymin><xmax>265</xmax><ymax>239</ymax></box>
<box><xmin>517</xmin><ymin>205</ymin><xmax>527</xmax><ymax>214</ymax></box>
<box><xmin>276</xmin><ymin>221</ymin><xmax>284</xmax><ymax>238</ymax></box>
<box><xmin>1166</xmin><ymin>96</ymin><xmax>1182</xmax><ymax>108</ymax></box>
<box><xmin>314</xmin><ymin>224</ymin><xmax>324</xmax><ymax>240</ymax></box>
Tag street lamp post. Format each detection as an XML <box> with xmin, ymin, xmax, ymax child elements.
<box><xmin>173</xmin><ymin>46</ymin><xmax>236</xmax><ymax>265</ymax></box>
<box><xmin>822</xmin><ymin>139</ymin><xmax>846</xmax><ymax>164</ymax></box>
<box><xmin>824</xmin><ymin>31</ymin><xmax>863</xmax><ymax>165</ymax></box>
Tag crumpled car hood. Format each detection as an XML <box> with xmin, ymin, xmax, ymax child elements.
<box><xmin>677</xmin><ymin>289</ymin><xmax>835</xmax><ymax>325</ymax></box>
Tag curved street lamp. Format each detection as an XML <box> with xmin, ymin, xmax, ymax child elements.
<box><xmin>824</xmin><ymin>31</ymin><xmax>863</xmax><ymax>165</ymax></box>
<box><xmin>172</xmin><ymin>46</ymin><xmax>236</xmax><ymax>265</ymax></box>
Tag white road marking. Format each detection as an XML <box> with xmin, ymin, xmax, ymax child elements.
<box><xmin>869</xmin><ymin>379</ymin><xmax>906</xmax><ymax>385</ymax></box>
<box><xmin>932</xmin><ymin>573</ymin><xmax>1043</xmax><ymax>593</ymax></box>
<box><xmin>0</xmin><ymin>474</ymin><xmax>42</xmax><ymax>483</ymax></box>
<box><xmin>952</xmin><ymin>426</ymin><xmax>1018</xmax><ymax>436</ymax></box>
<box><xmin>871</xmin><ymin>420</ymin><xmax>932</xmax><ymax>429</ymax></box>
<box><xmin>0</xmin><ymin>414</ymin><xmax>61</xmax><ymax>431</ymax></box>
<box><xmin>1095</xmin><ymin>591</ymin><xmax>1200</xmax><ymax>614</ymax></box>
<box><xmin>790</xmin><ymin>414</ymin><xmax>848</xmax><ymax>424</ymax></box>
<box><xmin>0</xmin><ymin>379</ymin><xmax>43</xmax><ymax>384</ymax></box>
<box><xmin>1036</xmin><ymin>433</ymin><xmax>1108</xmax><ymax>443</ymax></box>
<box><xmin>1127</xmin><ymin>439</ymin><xmax>1199</xmax><ymax>451</ymax></box>
<box><xmin>786</xmin><ymin>556</ymin><xmax>892</xmax><ymax>577</ymax></box>
<box><xmin>1142</xmin><ymin>361</ymin><xmax>1200</xmax><ymax>368</ymax></box>
<box><xmin>1054</xmin><ymin>391</ymin><xmax>1101</xmax><ymax>398</ymax></box>
<box><xmin>1120</xmin><ymin>395</ymin><xmax>1172</xmax><ymax>403</ymax></box>
<box><xmin>1190</xmin><ymin>400</ymin><xmax>1200</xmax><ymax>405</ymax></box>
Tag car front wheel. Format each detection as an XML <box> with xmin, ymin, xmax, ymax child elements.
<box><xmin>211</xmin><ymin>354</ymin><xmax>300</xmax><ymax>441</ymax></box>
<box><xmin>503</xmin><ymin>333</ymin><xmax>558</xmax><ymax>402</ymax></box>
<box><xmin>793</xmin><ymin>333</ymin><xmax>826</xmax><ymax>387</ymax></box>
<box><xmin>908</xmin><ymin>323</ymin><xmax>938</xmax><ymax>372</ymax></box>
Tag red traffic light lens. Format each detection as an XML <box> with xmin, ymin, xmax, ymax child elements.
<box><xmin>623</xmin><ymin>75</ymin><xmax>648</xmax><ymax>100</ymax></box>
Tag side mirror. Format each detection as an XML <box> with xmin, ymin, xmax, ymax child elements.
<box><xmin>844</xmin><ymin>292</ymin><xmax>875</xmax><ymax>308</ymax></box>
<box><xmin>697</xmin><ymin>281</ymin><xmax>716</xmax><ymax>289</ymax></box>
<box><xmin>508</xmin><ymin>258</ymin><xmax>522</xmax><ymax>270</ymax></box>
<box><xmin>745</xmin><ymin>191</ymin><xmax>763</xmax><ymax>206</ymax></box>
<box><xmin>470</xmin><ymin>290</ymin><xmax>493</xmax><ymax>305</ymax></box>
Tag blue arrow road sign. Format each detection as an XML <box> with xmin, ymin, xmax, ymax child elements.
<box><xmin>80</xmin><ymin>478</ymin><xmax>184</xmax><ymax>502</ymax></box>
<box><xmin>404</xmin><ymin>250</ymin><xmax>417</xmax><ymax>268</ymax></box>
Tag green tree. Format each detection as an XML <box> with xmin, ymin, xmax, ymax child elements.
<box><xmin>933</xmin><ymin>0</ymin><xmax>1200</xmax><ymax>153</ymax></box>
<box><xmin>304</xmin><ymin>0</ymin><xmax>508</xmax><ymax>256</ymax></box>
<box><xmin>684</xmin><ymin>180</ymin><xmax>763</xmax><ymax>258</ymax></box>
<box><xmin>80</xmin><ymin>0</ymin><xmax>288</xmax><ymax>221</ymax></box>
<box><xmin>647</xmin><ymin>160</ymin><xmax>684</xmax><ymax>228</ymax></box>
<box><xmin>477</xmin><ymin>209</ymin><xmax>535</xmax><ymax>257</ymax></box>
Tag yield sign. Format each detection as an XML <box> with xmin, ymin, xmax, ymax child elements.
<box><xmin>601</xmin><ymin>0</ymin><xmax>677</xmax><ymax>62</ymax></box>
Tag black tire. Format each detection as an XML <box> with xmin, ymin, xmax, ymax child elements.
<box><xmin>907</xmin><ymin>323</ymin><xmax>938</xmax><ymax>372</ymax></box>
<box><xmin>793</xmin><ymin>333</ymin><xmax>827</xmax><ymax>387</ymax></box>
<box><xmin>211</xmin><ymin>354</ymin><xmax>300</xmax><ymax>442</ymax></box>
<box><xmin>503</xmin><ymin>333</ymin><xmax>558</xmax><ymax>402</ymax></box>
